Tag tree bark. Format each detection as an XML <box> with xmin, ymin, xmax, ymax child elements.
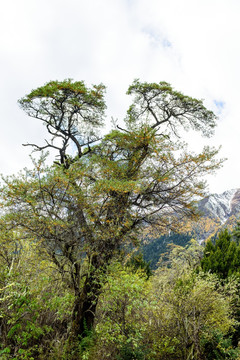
<box><xmin>68</xmin><ymin>254</ymin><xmax>103</xmax><ymax>340</ymax></box>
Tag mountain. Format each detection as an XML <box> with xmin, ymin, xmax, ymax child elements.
<box><xmin>194</xmin><ymin>188</ymin><xmax>240</xmax><ymax>241</ymax></box>
<box><xmin>142</xmin><ymin>189</ymin><xmax>240</xmax><ymax>269</ymax></box>
<box><xmin>198</xmin><ymin>188</ymin><xmax>240</xmax><ymax>224</ymax></box>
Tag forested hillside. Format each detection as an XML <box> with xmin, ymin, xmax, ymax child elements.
<box><xmin>141</xmin><ymin>232</ymin><xmax>192</xmax><ymax>269</ymax></box>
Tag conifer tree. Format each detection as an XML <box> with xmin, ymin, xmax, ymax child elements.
<box><xmin>201</xmin><ymin>229</ymin><xmax>240</xmax><ymax>278</ymax></box>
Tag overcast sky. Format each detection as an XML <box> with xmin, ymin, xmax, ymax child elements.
<box><xmin>1</xmin><ymin>0</ymin><xmax>240</xmax><ymax>193</ymax></box>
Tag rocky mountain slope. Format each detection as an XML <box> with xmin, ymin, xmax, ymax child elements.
<box><xmin>198</xmin><ymin>188</ymin><xmax>240</xmax><ymax>224</ymax></box>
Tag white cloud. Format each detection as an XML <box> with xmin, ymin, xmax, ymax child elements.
<box><xmin>0</xmin><ymin>0</ymin><xmax>240</xmax><ymax>193</ymax></box>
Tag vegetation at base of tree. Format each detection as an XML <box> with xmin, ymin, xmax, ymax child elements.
<box><xmin>0</xmin><ymin>238</ymin><xmax>240</xmax><ymax>359</ymax></box>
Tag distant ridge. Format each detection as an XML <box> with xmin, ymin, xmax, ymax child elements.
<box><xmin>198</xmin><ymin>188</ymin><xmax>240</xmax><ymax>224</ymax></box>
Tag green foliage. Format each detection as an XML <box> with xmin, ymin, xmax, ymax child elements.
<box><xmin>126</xmin><ymin>79</ymin><xmax>216</xmax><ymax>137</ymax></box>
<box><xmin>93</xmin><ymin>264</ymin><xmax>150</xmax><ymax>359</ymax></box>
<box><xmin>201</xmin><ymin>226</ymin><xmax>240</xmax><ymax>348</ymax></box>
<box><xmin>82</xmin><ymin>243</ymin><xmax>238</xmax><ymax>360</ymax></box>
<box><xmin>201</xmin><ymin>330</ymin><xmax>239</xmax><ymax>359</ymax></box>
<box><xmin>126</xmin><ymin>253</ymin><xmax>152</xmax><ymax>278</ymax></box>
<box><xmin>0</xmin><ymin>233</ymin><xmax>74</xmax><ymax>359</ymax></box>
<box><xmin>147</xmin><ymin>242</ymin><xmax>235</xmax><ymax>359</ymax></box>
<box><xmin>19</xmin><ymin>79</ymin><xmax>106</xmax><ymax>126</ymax></box>
<box><xmin>116</xmin><ymin>343</ymin><xmax>146</xmax><ymax>360</ymax></box>
<box><xmin>201</xmin><ymin>228</ymin><xmax>240</xmax><ymax>278</ymax></box>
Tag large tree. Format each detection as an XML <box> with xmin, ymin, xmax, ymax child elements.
<box><xmin>1</xmin><ymin>79</ymin><xmax>222</xmax><ymax>341</ymax></box>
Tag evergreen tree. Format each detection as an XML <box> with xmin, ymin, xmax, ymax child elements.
<box><xmin>201</xmin><ymin>229</ymin><xmax>240</xmax><ymax>279</ymax></box>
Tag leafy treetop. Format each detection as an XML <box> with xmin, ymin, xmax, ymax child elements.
<box><xmin>126</xmin><ymin>79</ymin><xmax>216</xmax><ymax>137</ymax></box>
<box><xmin>18</xmin><ymin>79</ymin><xmax>106</xmax><ymax>166</ymax></box>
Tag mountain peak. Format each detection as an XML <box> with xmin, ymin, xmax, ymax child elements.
<box><xmin>198</xmin><ymin>188</ymin><xmax>240</xmax><ymax>224</ymax></box>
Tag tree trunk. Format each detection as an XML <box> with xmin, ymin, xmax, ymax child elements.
<box><xmin>68</xmin><ymin>255</ymin><xmax>103</xmax><ymax>341</ymax></box>
<box><xmin>70</xmin><ymin>284</ymin><xmax>99</xmax><ymax>339</ymax></box>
